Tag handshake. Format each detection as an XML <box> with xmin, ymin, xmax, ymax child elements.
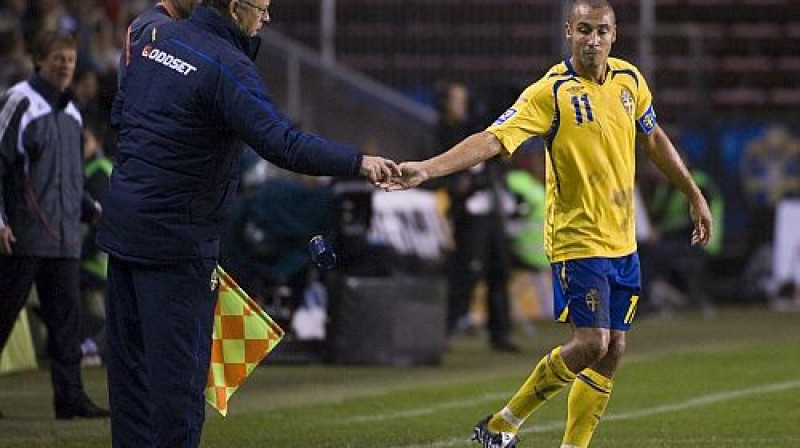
<box><xmin>359</xmin><ymin>156</ymin><xmax>427</xmax><ymax>191</ymax></box>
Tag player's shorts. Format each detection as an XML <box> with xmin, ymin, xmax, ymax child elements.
<box><xmin>551</xmin><ymin>253</ymin><xmax>641</xmax><ymax>331</ymax></box>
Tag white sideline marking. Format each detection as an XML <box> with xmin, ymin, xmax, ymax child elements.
<box><xmin>345</xmin><ymin>392</ymin><xmax>509</xmax><ymax>423</ymax></box>
<box><xmin>390</xmin><ymin>379</ymin><xmax>800</xmax><ymax>448</ymax></box>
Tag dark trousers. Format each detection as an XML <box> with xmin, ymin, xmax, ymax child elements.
<box><xmin>0</xmin><ymin>256</ymin><xmax>86</xmax><ymax>409</ymax></box>
<box><xmin>105</xmin><ymin>256</ymin><xmax>217</xmax><ymax>448</ymax></box>
<box><xmin>447</xmin><ymin>213</ymin><xmax>512</xmax><ymax>346</ymax></box>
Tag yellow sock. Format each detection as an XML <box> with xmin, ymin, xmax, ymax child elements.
<box><xmin>488</xmin><ymin>346</ymin><xmax>576</xmax><ymax>434</ymax></box>
<box><xmin>561</xmin><ymin>368</ymin><xmax>613</xmax><ymax>448</ymax></box>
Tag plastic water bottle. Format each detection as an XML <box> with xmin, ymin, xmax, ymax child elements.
<box><xmin>309</xmin><ymin>235</ymin><xmax>336</xmax><ymax>270</ymax></box>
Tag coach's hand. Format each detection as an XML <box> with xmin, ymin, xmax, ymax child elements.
<box><xmin>0</xmin><ymin>226</ymin><xmax>16</xmax><ymax>255</ymax></box>
<box><xmin>360</xmin><ymin>156</ymin><xmax>401</xmax><ymax>186</ymax></box>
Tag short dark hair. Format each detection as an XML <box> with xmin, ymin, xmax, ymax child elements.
<box><xmin>572</xmin><ymin>0</ymin><xmax>613</xmax><ymax>9</ymax></box>
<box><xmin>31</xmin><ymin>31</ymin><xmax>77</xmax><ymax>65</ymax></box>
<box><xmin>569</xmin><ymin>0</ymin><xmax>615</xmax><ymax>22</ymax></box>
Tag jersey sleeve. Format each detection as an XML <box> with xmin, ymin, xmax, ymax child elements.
<box><xmin>486</xmin><ymin>78</ymin><xmax>554</xmax><ymax>156</ymax></box>
<box><xmin>635</xmin><ymin>69</ymin><xmax>657</xmax><ymax>135</ymax></box>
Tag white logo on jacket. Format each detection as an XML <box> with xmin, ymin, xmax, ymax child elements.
<box><xmin>141</xmin><ymin>45</ymin><xmax>197</xmax><ymax>76</ymax></box>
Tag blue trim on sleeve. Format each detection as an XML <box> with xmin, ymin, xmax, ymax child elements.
<box><xmin>545</xmin><ymin>78</ymin><xmax>579</xmax><ymax>149</ymax></box>
<box><xmin>545</xmin><ymin>77</ymin><xmax>579</xmax><ymax>192</ymax></box>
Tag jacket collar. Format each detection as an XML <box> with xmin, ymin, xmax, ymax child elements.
<box><xmin>28</xmin><ymin>73</ymin><xmax>73</xmax><ymax>110</ymax></box>
<box><xmin>190</xmin><ymin>5</ymin><xmax>261</xmax><ymax>61</ymax></box>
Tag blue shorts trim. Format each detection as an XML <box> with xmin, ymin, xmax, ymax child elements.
<box><xmin>551</xmin><ymin>253</ymin><xmax>641</xmax><ymax>331</ymax></box>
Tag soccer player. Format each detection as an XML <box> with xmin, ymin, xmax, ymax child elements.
<box><xmin>386</xmin><ymin>1</ymin><xmax>713</xmax><ymax>447</ymax></box>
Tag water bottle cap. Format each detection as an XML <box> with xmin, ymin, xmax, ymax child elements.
<box><xmin>309</xmin><ymin>235</ymin><xmax>336</xmax><ymax>270</ymax></box>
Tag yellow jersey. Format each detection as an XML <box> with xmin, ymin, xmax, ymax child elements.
<box><xmin>487</xmin><ymin>57</ymin><xmax>657</xmax><ymax>262</ymax></box>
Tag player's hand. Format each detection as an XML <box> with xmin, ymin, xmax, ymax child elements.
<box><xmin>689</xmin><ymin>195</ymin><xmax>712</xmax><ymax>246</ymax></box>
<box><xmin>382</xmin><ymin>161</ymin><xmax>428</xmax><ymax>191</ymax></box>
<box><xmin>359</xmin><ymin>156</ymin><xmax>401</xmax><ymax>186</ymax></box>
<box><xmin>0</xmin><ymin>226</ymin><xmax>16</xmax><ymax>255</ymax></box>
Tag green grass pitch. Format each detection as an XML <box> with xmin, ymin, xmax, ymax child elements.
<box><xmin>1</xmin><ymin>306</ymin><xmax>799</xmax><ymax>447</ymax></box>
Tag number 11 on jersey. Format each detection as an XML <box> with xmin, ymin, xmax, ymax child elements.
<box><xmin>571</xmin><ymin>94</ymin><xmax>594</xmax><ymax>124</ymax></box>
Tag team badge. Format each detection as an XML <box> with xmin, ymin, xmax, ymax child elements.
<box><xmin>620</xmin><ymin>87</ymin><xmax>634</xmax><ymax>116</ymax></box>
<box><xmin>585</xmin><ymin>289</ymin><xmax>600</xmax><ymax>312</ymax></box>
<box><xmin>210</xmin><ymin>269</ymin><xmax>219</xmax><ymax>291</ymax></box>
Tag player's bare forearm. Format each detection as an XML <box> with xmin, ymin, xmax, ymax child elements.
<box><xmin>423</xmin><ymin>131</ymin><xmax>503</xmax><ymax>180</ymax></box>
<box><xmin>640</xmin><ymin>126</ymin><xmax>702</xmax><ymax>201</ymax></box>
<box><xmin>386</xmin><ymin>132</ymin><xmax>503</xmax><ymax>190</ymax></box>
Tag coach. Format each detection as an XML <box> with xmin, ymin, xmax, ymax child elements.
<box><xmin>98</xmin><ymin>0</ymin><xmax>398</xmax><ymax>446</ymax></box>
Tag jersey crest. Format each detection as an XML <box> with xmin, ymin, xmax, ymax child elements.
<box><xmin>620</xmin><ymin>87</ymin><xmax>634</xmax><ymax>116</ymax></box>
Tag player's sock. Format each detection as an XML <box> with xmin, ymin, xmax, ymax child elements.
<box><xmin>488</xmin><ymin>346</ymin><xmax>576</xmax><ymax>434</ymax></box>
<box><xmin>561</xmin><ymin>368</ymin><xmax>613</xmax><ymax>448</ymax></box>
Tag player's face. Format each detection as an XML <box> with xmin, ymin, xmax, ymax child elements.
<box><xmin>38</xmin><ymin>46</ymin><xmax>77</xmax><ymax>91</ymax></box>
<box><xmin>566</xmin><ymin>5</ymin><xmax>616</xmax><ymax>72</ymax></box>
<box><xmin>234</xmin><ymin>0</ymin><xmax>271</xmax><ymax>37</ymax></box>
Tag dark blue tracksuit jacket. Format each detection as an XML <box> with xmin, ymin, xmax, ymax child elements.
<box><xmin>98</xmin><ymin>6</ymin><xmax>363</xmax><ymax>263</ymax></box>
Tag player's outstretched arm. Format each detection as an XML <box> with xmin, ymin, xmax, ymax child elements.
<box><xmin>640</xmin><ymin>125</ymin><xmax>712</xmax><ymax>246</ymax></box>
<box><xmin>384</xmin><ymin>131</ymin><xmax>503</xmax><ymax>191</ymax></box>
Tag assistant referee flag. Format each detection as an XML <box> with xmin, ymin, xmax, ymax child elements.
<box><xmin>205</xmin><ymin>266</ymin><xmax>285</xmax><ymax>416</ymax></box>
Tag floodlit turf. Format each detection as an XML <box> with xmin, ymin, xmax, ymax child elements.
<box><xmin>1</xmin><ymin>306</ymin><xmax>799</xmax><ymax>447</ymax></box>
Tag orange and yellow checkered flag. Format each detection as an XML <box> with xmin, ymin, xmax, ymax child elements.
<box><xmin>205</xmin><ymin>266</ymin><xmax>284</xmax><ymax>416</ymax></box>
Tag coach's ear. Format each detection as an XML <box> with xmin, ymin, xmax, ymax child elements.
<box><xmin>229</xmin><ymin>0</ymin><xmax>241</xmax><ymax>25</ymax></box>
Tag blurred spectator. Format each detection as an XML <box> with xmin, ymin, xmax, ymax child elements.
<box><xmin>505</xmin><ymin>143</ymin><xmax>547</xmax><ymax>273</ymax></box>
<box><xmin>21</xmin><ymin>0</ymin><xmax>78</xmax><ymax>51</ymax></box>
<box><xmin>432</xmin><ymin>81</ymin><xmax>518</xmax><ymax>352</ymax></box>
<box><xmin>506</xmin><ymin>145</ymin><xmax>553</xmax><ymax>330</ymax></box>
<box><xmin>505</xmin><ymin>144</ymin><xmax>552</xmax><ymax>328</ymax></box>
<box><xmin>641</xmin><ymin>165</ymin><xmax>724</xmax><ymax>318</ymax></box>
<box><xmin>0</xmin><ymin>31</ymin><xmax>107</xmax><ymax>419</ymax></box>
<box><xmin>72</xmin><ymin>64</ymin><xmax>101</xmax><ymax>122</ymax></box>
<box><xmin>79</xmin><ymin>125</ymin><xmax>112</xmax><ymax>365</ymax></box>
<box><xmin>0</xmin><ymin>17</ymin><xmax>32</xmax><ymax>91</ymax></box>
<box><xmin>0</xmin><ymin>0</ymin><xmax>27</xmax><ymax>21</ymax></box>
